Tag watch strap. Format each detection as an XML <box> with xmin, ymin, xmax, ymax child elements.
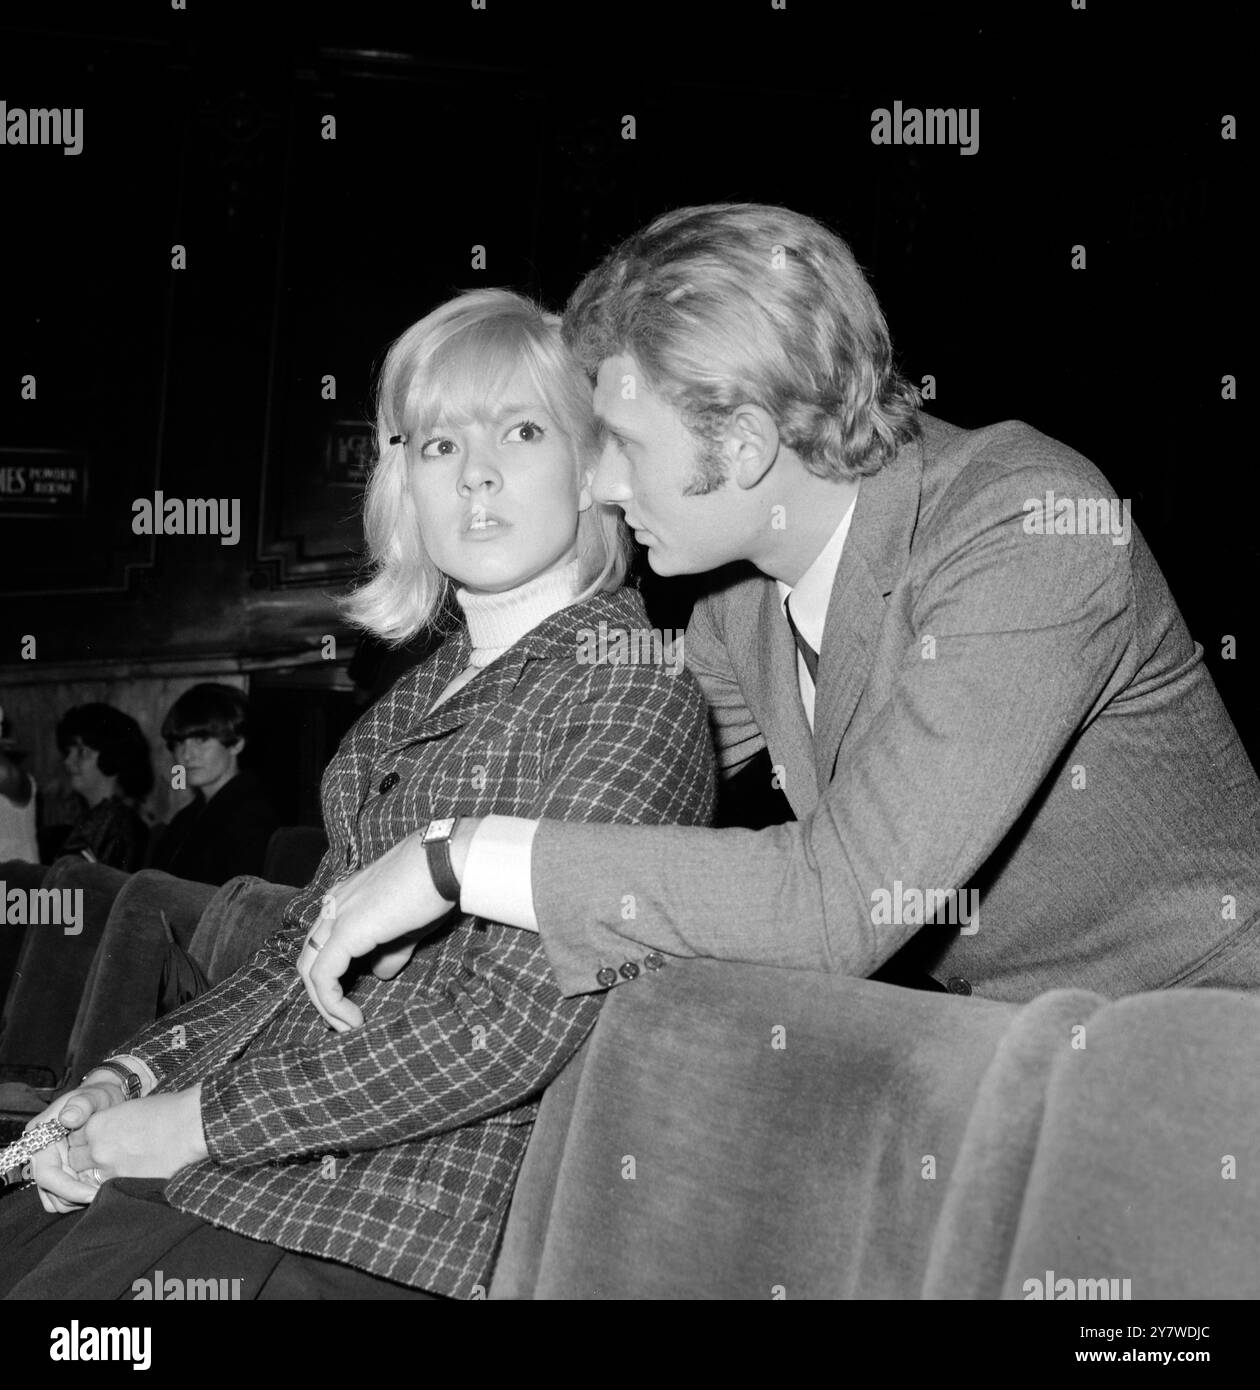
<box><xmin>82</xmin><ymin>1059</ymin><xmax>143</xmax><ymax>1100</ymax></box>
<box><xmin>424</xmin><ymin>820</ymin><xmax>462</xmax><ymax>904</ymax></box>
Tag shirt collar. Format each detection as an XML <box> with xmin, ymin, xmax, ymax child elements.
<box><xmin>775</xmin><ymin>490</ymin><xmax>858</xmax><ymax>652</ymax></box>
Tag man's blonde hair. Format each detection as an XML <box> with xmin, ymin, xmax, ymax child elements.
<box><xmin>563</xmin><ymin>203</ymin><xmax>921</xmax><ymax>486</ymax></box>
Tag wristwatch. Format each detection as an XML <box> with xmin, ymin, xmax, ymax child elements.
<box><xmin>81</xmin><ymin>1058</ymin><xmax>143</xmax><ymax>1100</ymax></box>
<box><xmin>422</xmin><ymin>816</ymin><xmax>462</xmax><ymax>904</ymax></box>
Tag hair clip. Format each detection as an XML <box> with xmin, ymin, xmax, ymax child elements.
<box><xmin>389</xmin><ymin>433</ymin><xmax>408</xmax><ymax>446</ymax></box>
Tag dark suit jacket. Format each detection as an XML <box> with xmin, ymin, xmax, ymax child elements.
<box><xmin>115</xmin><ymin>586</ymin><xmax>716</xmax><ymax>1296</ymax></box>
<box><xmin>148</xmin><ymin>771</ymin><xmax>277</xmax><ymax>886</ymax></box>
<box><xmin>530</xmin><ymin>414</ymin><xmax>1260</xmax><ymax>1002</ymax></box>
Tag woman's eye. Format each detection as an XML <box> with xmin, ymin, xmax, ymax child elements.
<box><xmin>505</xmin><ymin>419</ymin><xmax>545</xmax><ymax>443</ymax></box>
<box><xmin>419</xmin><ymin>437</ymin><xmax>457</xmax><ymax>459</ymax></box>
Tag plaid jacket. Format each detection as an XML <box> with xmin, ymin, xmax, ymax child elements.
<box><xmin>121</xmin><ymin>585</ymin><xmax>715</xmax><ymax>1297</ymax></box>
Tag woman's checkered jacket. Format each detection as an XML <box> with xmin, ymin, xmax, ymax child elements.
<box><xmin>117</xmin><ymin>585</ymin><xmax>716</xmax><ymax>1297</ymax></box>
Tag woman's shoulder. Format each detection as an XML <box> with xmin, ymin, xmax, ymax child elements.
<box><xmin>534</xmin><ymin>585</ymin><xmax>706</xmax><ymax>717</ymax></box>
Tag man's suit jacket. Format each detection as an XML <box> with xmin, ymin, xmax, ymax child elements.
<box><xmin>531</xmin><ymin>413</ymin><xmax>1260</xmax><ymax>1002</ymax></box>
<box><xmin>115</xmin><ymin>586</ymin><xmax>716</xmax><ymax>1297</ymax></box>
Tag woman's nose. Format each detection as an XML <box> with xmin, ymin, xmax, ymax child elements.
<box><xmin>457</xmin><ymin>439</ymin><xmax>501</xmax><ymax>493</ymax></box>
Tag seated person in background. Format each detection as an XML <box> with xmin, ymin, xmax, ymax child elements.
<box><xmin>0</xmin><ymin>708</ymin><xmax>38</xmax><ymax>864</ymax></box>
<box><xmin>1</xmin><ymin>287</ymin><xmax>715</xmax><ymax>1301</ymax></box>
<box><xmin>149</xmin><ymin>683</ymin><xmax>277</xmax><ymax>886</ymax></box>
<box><xmin>55</xmin><ymin>705</ymin><xmax>151</xmax><ymax>872</ymax></box>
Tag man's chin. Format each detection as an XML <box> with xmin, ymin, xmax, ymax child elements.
<box><xmin>646</xmin><ymin>546</ymin><xmax>707</xmax><ymax>578</ymax></box>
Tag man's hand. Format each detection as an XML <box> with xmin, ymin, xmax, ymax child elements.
<box><xmin>67</xmin><ymin>1086</ymin><xmax>208</xmax><ymax>1183</ymax></box>
<box><xmin>298</xmin><ymin>824</ymin><xmax>477</xmax><ymax>1032</ymax></box>
<box><xmin>26</xmin><ymin>1081</ymin><xmax>127</xmax><ymax>1213</ymax></box>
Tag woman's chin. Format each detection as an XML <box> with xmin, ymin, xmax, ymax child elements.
<box><xmin>443</xmin><ymin>560</ymin><xmax>536</xmax><ymax>594</ymax></box>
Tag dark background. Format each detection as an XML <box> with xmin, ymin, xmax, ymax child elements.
<box><xmin>0</xmin><ymin>0</ymin><xmax>1251</xmax><ymax>830</ymax></box>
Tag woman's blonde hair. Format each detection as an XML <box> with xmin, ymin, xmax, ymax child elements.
<box><xmin>342</xmin><ymin>288</ymin><xmax>630</xmax><ymax>643</ymax></box>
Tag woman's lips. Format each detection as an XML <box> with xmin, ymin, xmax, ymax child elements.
<box><xmin>463</xmin><ymin>515</ymin><xmax>510</xmax><ymax>538</ymax></box>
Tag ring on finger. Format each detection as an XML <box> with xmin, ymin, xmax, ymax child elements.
<box><xmin>306</xmin><ymin>935</ymin><xmax>324</xmax><ymax>953</ymax></box>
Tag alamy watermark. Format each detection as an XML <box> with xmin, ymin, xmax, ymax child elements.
<box><xmin>49</xmin><ymin>1323</ymin><xmax>150</xmax><ymax>1370</ymax></box>
<box><xmin>1021</xmin><ymin>491</ymin><xmax>1131</xmax><ymax>546</ymax></box>
<box><xmin>0</xmin><ymin>102</ymin><xmax>83</xmax><ymax>156</ymax></box>
<box><xmin>1024</xmin><ymin>1271</ymin><xmax>1133</xmax><ymax>1300</ymax></box>
<box><xmin>131</xmin><ymin>491</ymin><xmax>241</xmax><ymax>546</ymax></box>
<box><xmin>0</xmin><ymin>882</ymin><xmax>82</xmax><ymax>934</ymax></box>
<box><xmin>132</xmin><ymin>1271</ymin><xmax>243</xmax><ymax>1300</ymax></box>
<box><xmin>870</xmin><ymin>881</ymin><xmax>979</xmax><ymax>935</ymax></box>
<box><xmin>870</xmin><ymin>102</ymin><xmax>979</xmax><ymax>156</ymax></box>
<box><xmin>575</xmin><ymin>623</ymin><xmax>685</xmax><ymax>677</ymax></box>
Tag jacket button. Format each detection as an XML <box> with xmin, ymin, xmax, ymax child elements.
<box><xmin>596</xmin><ymin>966</ymin><xmax>618</xmax><ymax>988</ymax></box>
<box><xmin>619</xmin><ymin>961</ymin><xmax>641</xmax><ymax>981</ymax></box>
<box><xmin>945</xmin><ymin>976</ymin><xmax>972</xmax><ymax>996</ymax></box>
<box><xmin>378</xmin><ymin>772</ymin><xmax>400</xmax><ymax>794</ymax></box>
<box><xmin>644</xmin><ymin>952</ymin><xmax>665</xmax><ymax>971</ymax></box>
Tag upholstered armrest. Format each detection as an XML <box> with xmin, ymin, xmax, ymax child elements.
<box><xmin>492</xmin><ymin>962</ymin><xmax>1052</xmax><ymax>1299</ymax></box>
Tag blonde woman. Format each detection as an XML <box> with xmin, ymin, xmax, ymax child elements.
<box><xmin>2</xmin><ymin>289</ymin><xmax>715</xmax><ymax>1301</ymax></box>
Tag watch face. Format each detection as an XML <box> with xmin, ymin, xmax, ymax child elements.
<box><xmin>423</xmin><ymin>817</ymin><xmax>457</xmax><ymax>844</ymax></box>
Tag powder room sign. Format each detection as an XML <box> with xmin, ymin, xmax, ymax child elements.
<box><xmin>324</xmin><ymin>422</ymin><xmax>374</xmax><ymax>488</ymax></box>
<box><xmin>0</xmin><ymin>450</ymin><xmax>90</xmax><ymax>518</ymax></box>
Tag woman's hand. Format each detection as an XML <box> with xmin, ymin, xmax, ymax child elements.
<box><xmin>298</xmin><ymin>829</ymin><xmax>461</xmax><ymax>1032</ymax></box>
<box><xmin>66</xmin><ymin>1086</ymin><xmax>209</xmax><ymax>1184</ymax></box>
<box><xmin>26</xmin><ymin>1081</ymin><xmax>128</xmax><ymax>1213</ymax></box>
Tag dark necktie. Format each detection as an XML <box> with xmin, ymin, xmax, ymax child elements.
<box><xmin>784</xmin><ymin>596</ymin><xmax>819</xmax><ymax>683</ymax></box>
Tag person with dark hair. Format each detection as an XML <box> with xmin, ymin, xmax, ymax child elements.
<box><xmin>55</xmin><ymin>704</ymin><xmax>151</xmax><ymax>873</ymax></box>
<box><xmin>0</xmin><ymin>706</ymin><xmax>38</xmax><ymax>864</ymax></box>
<box><xmin>150</xmin><ymin>683</ymin><xmax>277</xmax><ymax>886</ymax></box>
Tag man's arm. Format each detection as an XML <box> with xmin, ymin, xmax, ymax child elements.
<box><xmin>238</xmin><ymin>662</ymin><xmax>715</xmax><ymax>1161</ymax></box>
<box><xmin>684</xmin><ymin>586</ymin><xmax>767</xmax><ymax>777</ymax></box>
<box><xmin>463</xmin><ymin>470</ymin><xmax>1137</xmax><ymax>995</ymax></box>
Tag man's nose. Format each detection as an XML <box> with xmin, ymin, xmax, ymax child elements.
<box><xmin>591</xmin><ymin>440</ymin><xmax>631</xmax><ymax>505</ymax></box>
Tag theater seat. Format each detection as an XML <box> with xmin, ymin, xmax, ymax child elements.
<box><xmin>492</xmin><ymin>964</ymin><xmax>1260</xmax><ymax>1299</ymax></box>
<box><xmin>261</xmin><ymin>826</ymin><xmax>328</xmax><ymax>889</ymax></box>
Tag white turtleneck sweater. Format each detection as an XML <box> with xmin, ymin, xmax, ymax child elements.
<box><xmin>429</xmin><ymin>557</ymin><xmax>584</xmax><ymax>712</ymax></box>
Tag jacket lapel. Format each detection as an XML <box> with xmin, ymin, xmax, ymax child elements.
<box><xmin>812</xmin><ymin>435</ymin><xmax>925</xmax><ymax>785</ymax></box>
<box><xmin>727</xmin><ymin>581</ymin><xmax>818</xmax><ymax>819</ymax></box>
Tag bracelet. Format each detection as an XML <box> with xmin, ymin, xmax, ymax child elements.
<box><xmin>0</xmin><ymin>1119</ymin><xmax>71</xmax><ymax>1181</ymax></box>
<box><xmin>81</xmin><ymin>1059</ymin><xmax>143</xmax><ymax>1100</ymax></box>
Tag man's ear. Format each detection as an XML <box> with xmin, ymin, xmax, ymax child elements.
<box><xmin>727</xmin><ymin>405</ymin><xmax>781</xmax><ymax>490</ymax></box>
<box><xmin>227</xmin><ymin>738</ymin><xmax>245</xmax><ymax>759</ymax></box>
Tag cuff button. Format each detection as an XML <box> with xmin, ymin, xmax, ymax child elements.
<box><xmin>643</xmin><ymin>952</ymin><xmax>665</xmax><ymax>971</ymax></box>
<box><xmin>595</xmin><ymin>966</ymin><xmax>618</xmax><ymax>988</ymax></box>
<box><xmin>619</xmin><ymin>961</ymin><xmax>640</xmax><ymax>981</ymax></box>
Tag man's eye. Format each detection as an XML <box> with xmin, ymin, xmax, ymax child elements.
<box><xmin>505</xmin><ymin>419</ymin><xmax>545</xmax><ymax>443</ymax></box>
<box><xmin>419</xmin><ymin>437</ymin><xmax>456</xmax><ymax>459</ymax></box>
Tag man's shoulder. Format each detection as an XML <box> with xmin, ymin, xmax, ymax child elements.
<box><xmin>919</xmin><ymin>413</ymin><xmax>1108</xmax><ymax>497</ymax></box>
<box><xmin>914</xmin><ymin>413</ymin><xmax>1126</xmax><ymax>549</ymax></box>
